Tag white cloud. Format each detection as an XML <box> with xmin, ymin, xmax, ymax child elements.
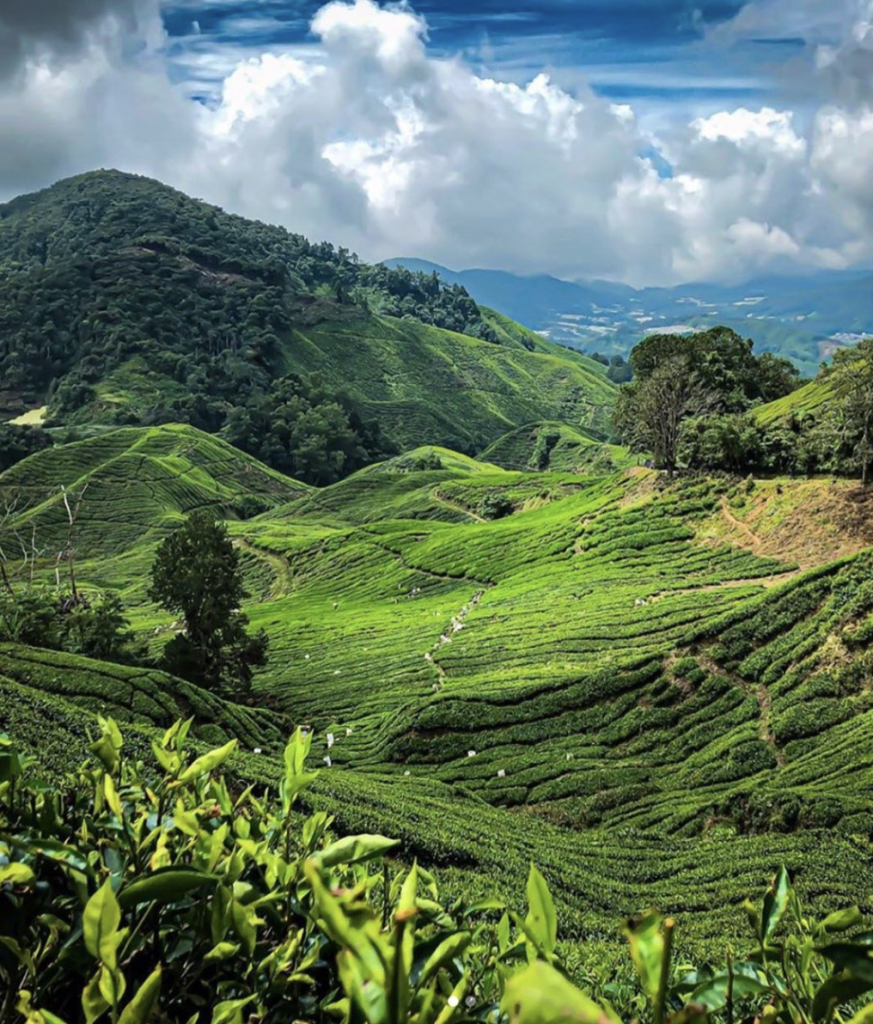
<box><xmin>2</xmin><ymin>0</ymin><xmax>873</xmax><ymax>285</ymax></box>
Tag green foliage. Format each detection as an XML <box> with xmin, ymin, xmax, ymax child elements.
<box><xmin>223</xmin><ymin>373</ymin><xmax>394</xmax><ymax>485</ymax></box>
<box><xmin>479</xmin><ymin>422</ymin><xmax>633</xmax><ymax>474</ymax></box>
<box><xmin>149</xmin><ymin>511</ymin><xmax>268</xmax><ymax>693</ymax></box>
<box><xmin>629</xmin><ymin>328</ymin><xmax>799</xmax><ymax>411</ymax></box>
<box><xmin>0</xmin><ymin>171</ymin><xmax>615</xmax><ymax>471</ymax></box>
<box><xmin>0</xmin><ymin>589</ymin><xmax>143</xmax><ymax>664</ymax></box>
<box><xmin>358</xmin><ymin>264</ymin><xmax>498</xmax><ymax>340</ymax></box>
<box><xmin>692</xmin><ymin>338</ymin><xmax>873</xmax><ymax>481</ymax></box>
<box><xmin>0</xmin><ymin>426</ymin><xmax>53</xmax><ymax>473</ymax></box>
<box><xmin>615</xmin><ymin>358</ymin><xmax>713</xmax><ymax>474</ymax></box>
<box><xmin>479</xmin><ymin>492</ymin><xmax>514</xmax><ymax>521</ymax></box>
<box><xmin>3</xmin><ymin>723</ymin><xmax>873</xmax><ymax>1024</ymax></box>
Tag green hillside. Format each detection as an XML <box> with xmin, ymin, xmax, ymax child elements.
<box><xmin>5</xmin><ymin>429</ymin><xmax>873</xmax><ymax>954</ymax></box>
<box><xmin>755</xmin><ymin>376</ymin><xmax>836</xmax><ymax>425</ymax></box>
<box><xmin>479</xmin><ymin>421</ymin><xmax>635</xmax><ymax>473</ymax></box>
<box><xmin>0</xmin><ymin>423</ymin><xmax>307</xmax><ymax>557</ymax></box>
<box><xmin>0</xmin><ymin>643</ymin><xmax>285</xmax><ymax>768</ymax></box>
<box><xmin>282</xmin><ymin>312</ymin><xmax>616</xmax><ymax>448</ymax></box>
<box><xmin>0</xmin><ymin>171</ymin><xmax>616</xmax><ymax>458</ymax></box>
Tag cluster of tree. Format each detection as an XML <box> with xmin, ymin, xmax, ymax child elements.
<box><xmin>0</xmin><ymin>493</ymin><xmax>267</xmax><ymax>694</ymax></box>
<box><xmin>590</xmin><ymin>352</ymin><xmax>633</xmax><ymax>383</ymax></box>
<box><xmin>0</xmin><ymin>587</ymin><xmax>144</xmax><ymax>662</ymax></box>
<box><xmin>614</xmin><ymin>327</ymin><xmax>801</xmax><ymax>475</ymax></box>
<box><xmin>679</xmin><ymin>341</ymin><xmax>873</xmax><ymax>480</ymax></box>
<box><xmin>358</xmin><ymin>265</ymin><xmax>498</xmax><ymax>340</ymax></box>
<box><xmin>222</xmin><ymin>373</ymin><xmax>395</xmax><ymax>485</ymax></box>
<box><xmin>0</xmin><ymin>171</ymin><xmax>497</xmax><ymax>431</ymax></box>
<box><xmin>0</xmin><ymin>424</ymin><xmax>53</xmax><ymax>473</ymax></box>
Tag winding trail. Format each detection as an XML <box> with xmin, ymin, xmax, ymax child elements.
<box><xmin>234</xmin><ymin>537</ymin><xmax>294</xmax><ymax>599</ymax></box>
<box><xmin>426</xmin><ymin>588</ymin><xmax>487</xmax><ymax>690</ymax></box>
<box><xmin>689</xmin><ymin>650</ymin><xmax>786</xmax><ymax>767</ymax></box>
<box><xmin>756</xmin><ymin>683</ymin><xmax>786</xmax><ymax>767</ymax></box>
<box><xmin>430</xmin><ymin>489</ymin><xmax>488</xmax><ymax>523</ymax></box>
<box><xmin>720</xmin><ymin>497</ymin><xmax>764</xmax><ymax>553</ymax></box>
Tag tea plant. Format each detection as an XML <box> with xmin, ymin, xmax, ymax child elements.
<box><xmin>3</xmin><ymin>722</ymin><xmax>873</xmax><ymax>1024</ymax></box>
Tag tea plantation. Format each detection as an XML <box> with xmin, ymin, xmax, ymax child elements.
<box><xmin>2</xmin><ymin>426</ymin><xmax>873</xmax><ymax>960</ymax></box>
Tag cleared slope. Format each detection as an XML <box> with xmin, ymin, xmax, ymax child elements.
<box><xmin>755</xmin><ymin>377</ymin><xmax>836</xmax><ymax>425</ymax></box>
<box><xmin>286</xmin><ymin>313</ymin><xmax>616</xmax><ymax>448</ymax></box>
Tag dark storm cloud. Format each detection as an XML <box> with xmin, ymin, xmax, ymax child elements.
<box><xmin>0</xmin><ymin>0</ymin><xmax>145</xmax><ymax>76</ymax></box>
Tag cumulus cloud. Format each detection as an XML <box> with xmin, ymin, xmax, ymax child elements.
<box><xmin>2</xmin><ymin>0</ymin><xmax>873</xmax><ymax>284</ymax></box>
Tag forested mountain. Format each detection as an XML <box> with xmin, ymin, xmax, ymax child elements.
<box><xmin>388</xmin><ymin>257</ymin><xmax>873</xmax><ymax>376</ymax></box>
<box><xmin>0</xmin><ymin>171</ymin><xmax>614</xmax><ymax>483</ymax></box>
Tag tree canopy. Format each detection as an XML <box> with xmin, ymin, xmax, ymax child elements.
<box><xmin>149</xmin><ymin>510</ymin><xmax>268</xmax><ymax>692</ymax></box>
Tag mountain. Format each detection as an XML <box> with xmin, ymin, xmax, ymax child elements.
<box><xmin>0</xmin><ymin>171</ymin><xmax>616</xmax><ymax>462</ymax></box>
<box><xmin>387</xmin><ymin>258</ymin><xmax>873</xmax><ymax>377</ymax></box>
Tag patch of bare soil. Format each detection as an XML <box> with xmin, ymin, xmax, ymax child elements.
<box><xmin>705</xmin><ymin>481</ymin><xmax>873</xmax><ymax>569</ymax></box>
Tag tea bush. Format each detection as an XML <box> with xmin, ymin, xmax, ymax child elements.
<box><xmin>3</xmin><ymin>722</ymin><xmax>873</xmax><ymax>1024</ymax></box>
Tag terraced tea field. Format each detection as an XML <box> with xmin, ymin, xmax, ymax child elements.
<box><xmin>3</xmin><ymin>426</ymin><xmax>873</xmax><ymax>953</ymax></box>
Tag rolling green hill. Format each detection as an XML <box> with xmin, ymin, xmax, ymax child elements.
<box><xmin>479</xmin><ymin>421</ymin><xmax>634</xmax><ymax>473</ymax></box>
<box><xmin>0</xmin><ymin>643</ymin><xmax>286</xmax><ymax>768</ymax></box>
<box><xmin>5</xmin><ymin>428</ymin><xmax>873</xmax><ymax>953</ymax></box>
<box><xmin>0</xmin><ymin>171</ymin><xmax>616</xmax><ymax>458</ymax></box>
<box><xmin>755</xmin><ymin>377</ymin><xmax>836</xmax><ymax>425</ymax></box>
<box><xmin>0</xmin><ymin>423</ymin><xmax>307</xmax><ymax>557</ymax></box>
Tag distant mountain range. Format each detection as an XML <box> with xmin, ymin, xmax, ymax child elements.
<box><xmin>386</xmin><ymin>258</ymin><xmax>873</xmax><ymax>376</ymax></box>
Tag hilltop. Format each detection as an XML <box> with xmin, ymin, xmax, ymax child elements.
<box><xmin>478</xmin><ymin>421</ymin><xmax>634</xmax><ymax>473</ymax></box>
<box><xmin>0</xmin><ymin>423</ymin><xmax>306</xmax><ymax>558</ymax></box>
<box><xmin>4</xmin><ymin>429</ymin><xmax>873</xmax><ymax>952</ymax></box>
<box><xmin>0</xmin><ymin>171</ymin><xmax>615</xmax><ymax>464</ymax></box>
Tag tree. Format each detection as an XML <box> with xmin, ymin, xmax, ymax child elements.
<box><xmin>628</xmin><ymin>327</ymin><xmax>798</xmax><ymax>412</ymax></box>
<box><xmin>0</xmin><ymin>424</ymin><xmax>53</xmax><ymax>474</ymax></box>
<box><xmin>754</xmin><ymin>353</ymin><xmax>802</xmax><ymax>404</ymax></box>
<box><xmin>149</xmin><ymin>510</ymin><xmax>268</xmax><ymax>692</ymax></box>
<box><xmin>614</xmin><ymin>356</ymin><xmax>713</xmax><ymax>476</ymax></box>
<box><xmin>815</xmin><ymin>340</ymin><xmax>873</xmax><ymax>484</ymax></box>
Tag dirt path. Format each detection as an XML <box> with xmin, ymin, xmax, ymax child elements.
<box><xmin>756</xmin><ymin>683</ymin><xmax>787</xmax><ymax>767</ymax></box>
<box><xmin>234</xmin><ymin>537</ymin><xmax>293</xmax><ymax>599</ymax></box>
<box><xmin>688</xmin><ymin>650</ymin><xmax>786</xmax><ymax>767</ymax></box>
<box><xmin>650</xmin><ymin>570</ymin><xmax>800</xmax><ymax>602</ymax></box>
<box><xmin>720</xmin><ymin>497</ymin><xmax>764</xmax><ymax>553</ymax></box>
<box><xmin>430</xmin><ymin>489</ymin><xmax>488</xmax><ymax>523</ymax></box>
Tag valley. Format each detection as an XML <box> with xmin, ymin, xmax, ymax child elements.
<box><xmin>3</xmin><ymin>171</ymin><xmax>873</xmax><ymax>1023</ymax></box>
<box><xmin>3</xmin><ymin>424</ymin><xmax>873</xmax><ymax>960</ymax></box>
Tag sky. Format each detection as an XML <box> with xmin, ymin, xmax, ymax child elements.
<box><xmin>1</xmin><ymin>0</ymin><xmax>873</xmax><ymax>285</ymax></box>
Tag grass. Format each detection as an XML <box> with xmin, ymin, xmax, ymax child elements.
<box><xmin>8</xmin><ymin>406</ymin><xmax>47</xmax><ymax>426</ymax></box>
<box><xmin>4</xmin><ymin>428</ymin><xmax>873</xmax><ymax>955</ymax></box>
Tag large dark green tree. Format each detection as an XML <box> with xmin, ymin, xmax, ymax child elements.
<box><xmin>149</xmin><ymin>510</ymin><xmax>268</xmax><ymax>692</ymax></box>
<box><xmin>629</xmin><ymin>327</ymin><xmax>799</xmax><ymax>410</ymax></box>
<box><xmin>614</xmin><ymin>356</ymin><xmax>713</xmax><ymax>476</ymax></box>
